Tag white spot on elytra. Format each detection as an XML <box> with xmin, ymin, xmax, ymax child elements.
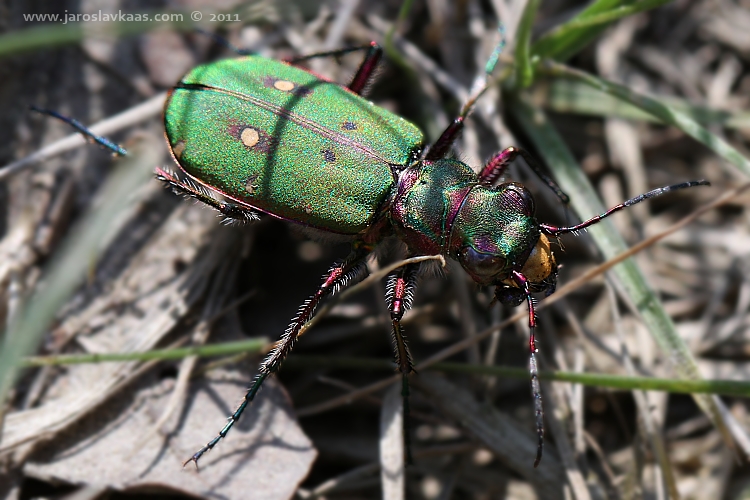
<box><xmin>241</xmin><ymin>128</ymin><xmax>260</xmax><ymax>147</ymax></box>
<box><xmin>273</xmin><ymin>80</ymin><xmax>295</xmax><ymax>91</ymax></box>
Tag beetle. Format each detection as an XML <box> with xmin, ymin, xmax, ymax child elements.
<box><xmin>152</xmin><ymin>41</ymin><xmax>709</xmax><ymax>467</ymax></box>
<box><xmin>35</xmin><ymin>41</ymin><xmax>708</xmax><ymax>468</ymax></box>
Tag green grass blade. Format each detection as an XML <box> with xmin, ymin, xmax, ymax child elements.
<box><xmin>542</xmin><ymin>79</ymin><xmax>750</xmax><ymax>129</ymax></box>
<box><xmin>514</xmin><ymin>0</ymin><xmax>542</xmax><ymax>88</ymax></box>
<box><xmin>504</xmin><ymin>91</ymin><xmax>735</xmax><ymax>451</ymax></box>
<box><xmin>532</xmin><ymin>0</ymin><xmax>673</xmax><ymax>62</ymax></box>
<box><xmin>0</xmin><ymin>15</ymin><xmax>195</xmax><ymax>59</ymax></box>
<box><xmin>542</xmin><ymin>61</ymin><xmax>750</xmax><ymax>177</ymax></box>
<box><xmin>22</xmin><ymin>342</ymin><xmax>750</xmax><ymax>398</ymax></box>
<box><xmin>22</xmin><ymin>338</ymin><xmax>269</xmax><ymax>367</ymax></box>
<box><xmin>282</xmin><ymin>355</ymin><xmax>750</xmax><ymax>398</ymax></box>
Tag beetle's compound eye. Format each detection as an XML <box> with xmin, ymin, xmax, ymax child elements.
<box><xmin>459</xmin><ymin>246</ymin><xmax>507</xmax><ymax>285</ymax></box>
<box><xmin>520</xmin><ymin>234</ymin><xmax>555</xmax><ymax>284</ymax></box>
<box><xmin>503</xmin><ymin>182</ymin><xmax>536</xmax><ymax>216</ymax></box>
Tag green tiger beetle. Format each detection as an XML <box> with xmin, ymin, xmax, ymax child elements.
<box><xmin>33</xmin><ymin>38</ymin><xmax>709</xmax><ymax>468</ymax></box>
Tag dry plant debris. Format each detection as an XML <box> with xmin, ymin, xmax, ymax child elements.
<box><xmin>0</xmin><ymin>0</ymin><xmax>748</xmax><ymax>499</ymax></box>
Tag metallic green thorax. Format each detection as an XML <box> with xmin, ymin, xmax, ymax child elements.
<box><xmin>391</xmin><ymin>159</ymin><xmax>540</xmax><ymax>281</ymax></box>
<box><xmin>390</xmin><ymin>159</ymin><xmax>477</xmax><ymax>254</ymax></box>
<box><xmin>164</xmin><ymin>56</ymin><xmax>424</xmax><ymax>234</ymax></box>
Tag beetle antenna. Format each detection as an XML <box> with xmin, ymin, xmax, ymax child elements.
<box><xmin>540</xmin><ymin>180</ymin><xmax>710</xmax><ymax>236</ymax></box>
<box><xmin>30</xmin><ymin>106</ymin><xmax>127</xmax><ymax>156</ymax></box>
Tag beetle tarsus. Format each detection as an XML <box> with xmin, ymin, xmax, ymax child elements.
<box><xmin>184</xmin><ymin>372</ymin><xmax>267</xmax><ymax>467</ymax></box>
<box><xmin>401</xmin><ymin>373</ymin><xmax>414</xmax><ymax>466</ymax></box>
<box><xmin>530</xmin><ymin>349</ymin><xmax>544</xmax><ymax>468</ymax></box>
<box><xmin>510</xmin><ymin>270</ymin><xmax>546</xmax><ymax>466</ymax></box>
<box><xmin>386</xmin><ymin>262</ymin><xmax>421</xmax><ymax>465</ymax></box>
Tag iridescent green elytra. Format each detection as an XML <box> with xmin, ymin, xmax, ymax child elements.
<box><xmin>164</xmin><ymin>56</ymin><xmax>423</xmax><ymax>233</ymax></box>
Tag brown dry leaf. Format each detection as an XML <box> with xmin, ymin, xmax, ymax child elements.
<box><xmin>24</xmin><ymin>368</ymin><xmax>316</xmax><ymax>499</ymax></box>
<box><xmin>1</xmin><ymin>198</ymin><xmax>316</xmax><ymax>498</ymax></box>
<box><xmin>1</xmin><ymin>202</ymin><xmax>215</xmax><ymax>457</ymax></box>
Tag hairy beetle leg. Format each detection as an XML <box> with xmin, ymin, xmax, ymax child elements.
<box><xmin>196</xmin><ymin>29</ymin><xmax>383</xmax><ymax>97</ymax></box>
<box><xmin>286</xmin><ymin>42</ymin><xmax>383</xmax><ymax>96</ymax></box>
<box><xmin>155</xmin><ymin>166</ymin><xmax>259</xmax><ymax>223</ymax></box>
<box><xmin>185</xmin><ymin>249</ymin><xmax>370</xmax><ymax>467</ymax></box>
<box><xmin>480</xmin><ymin>147</ymin><xmax>570</xmax><ymax>205</ymax></box>
<box><xmin>386</xmin><ymin>262</ymin><xmax>421</xmax><ymax>464</ymax></box>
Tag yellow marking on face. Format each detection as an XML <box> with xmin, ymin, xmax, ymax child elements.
<box><xmin>521</xmin><ymin>234</ymin><xmax>555</xmax><ymax>283</ymax></box>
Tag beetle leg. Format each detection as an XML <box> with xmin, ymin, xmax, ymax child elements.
<box><xmin>155</xmin><ymin>166</ymin><xmax>259</xmax><ymax>223</ymax></box>
<box><xmin>479</xmin><ymin>147</ymin><xmax>570</xmax><ymax>205</ymax></box>
<box><xmin>425</xmin><ymin>116</ymin><xmax>465</xmax><ymax>161</ymax></box>
<box><xmin>425</xmin><ymin>50</ymin><xmax>501</xmax><ymax>161</ymax></box>
<box><xmin>185</xmin><ymin>249</ymin><xmax>370</xmax><ymax>467</ymax></box>
<box><xmin>347</xmin><ymin>42</ymin><xmax>382</xmax><ymax>95</ymax></box>
<box><xmin>285</xmin><ymin>42</ymin><xmax>383</xmax><ymax>96</ymax></box>
<box><xmin>424</xmin><ymin>82</ymin><xmax>490</xmax><ymax>161</ymax></box>
<box><xmin>385</xmin><ymin>262</ymin><xmax>420</xmax><ymax>464</ymax></box>
<box><xmin>30</xmin><ymin>106</ymin><xmax>263</xmax><ymax>224</ymax></box>
<box><xmin>511</xmin><ymin>270</ymin><xmax>544</xmax><ymax>468</ymax></box>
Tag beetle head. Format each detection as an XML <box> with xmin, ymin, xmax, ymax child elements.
<box><xmin>451</xmin><ymin>182</ymin><xmax>558</xmax><ymax>300</ymax></box>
